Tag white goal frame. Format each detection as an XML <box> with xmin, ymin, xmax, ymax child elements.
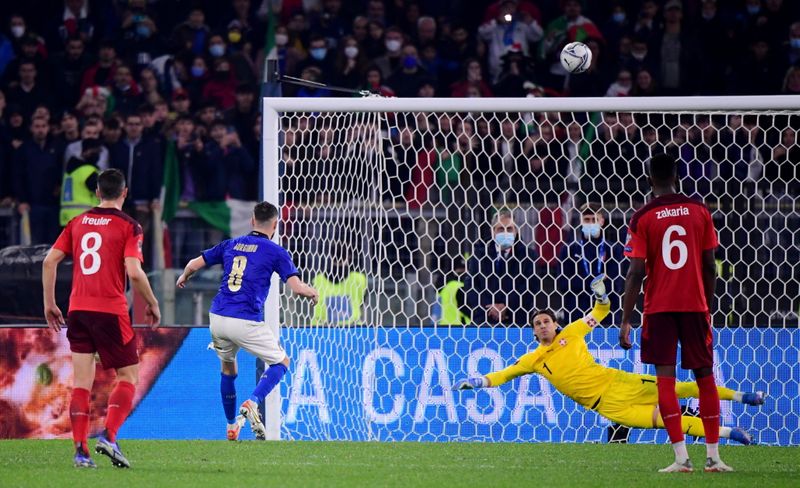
<box><xmin>261</xmin><ymin>95</ymin><xmax>800</xmax><ymax>440</ymax></box>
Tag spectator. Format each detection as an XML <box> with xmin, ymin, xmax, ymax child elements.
<box><xmin>434</xmin><ymin>256</ymin><xmax>470</xmax><ymax>325</ymax></box>
<box><xmin>52</xmin><ymin>0</ymin><xmax>98</xmax><ymax>48</ymax></box>
<box><xmin>229</xmin><ymin>0</ymin><xmax>262</xmax><ymax>45</ymax></box>
<box><xmin>0</xmin><ymin>32</ymin><xmax>13</xmax><ymax>80</ymax></box>
<box><xmin>296</xmin><ymin>66</ymin><xmax>332</xmax><ymax>98</ymax></box>
<box><xmin>783</xmin><ymin>66</ymin><xmax>800</xmax><ymax>94</ymax></box>
<box><xmin>450</xmin><ymin>58</ymin><xmax>494</xmax><ymax>97</ymax></box>
<box><xmin>207</xmin><ymin>33</ymin><xmax>255</xmax><ymax>86</ymax></box>
<box><xmin>632</xmin><ymin>0</ymin><xmax>661</xmax><ymax>48</ymax></box>
<box><xmin>139</xmin><ymin>67</ymin><xmax>162</xmax><ymax>104</ymax></box>
<box><xmin>334</xmin><ymin>35</ymin><xmax>368</xmax><ymax>88</ymax></box>
<box><xmin>64</xmin><ymin>116</ymin><xmax>109</xmax><ymax>170</ymax></box>
<box><xmin>364</xmin><ymin>20</ymin><xmax>386</xmax><ymax>59</ymax></box>
<box><xmin>492</xmin><ymin>45</ymin><xmax>536</xmax><ymax>97</ymax></box>
<box><xmin>386</xmin><ymin>44</ymin><xmax>429</xmax><ymax>97</ymax></box>
<box><xmin>605</xmin><ymin>68</ymin><xmax>632</xmax><ymax>96</ymax></box>
<box><xmin>110</xmin><ymin>112</ymin><xmax>163</xmax><ymax>264</ymax></box>
<box><xmin>730</xmin><ymin>37</ymin><xmax>782</xmax><ymax>94</ymax></box>
<box><xmin>268</xmin><ymin>25</ymin><xmax>305</xmax><ymax>81</ymax></box>
<box><xmin>440</xmin><ymin>23</ymin><xmax>477</xmax><ymax>68</ymax></box>
<box><xmin>479</xmin><ymin>0</ymin><xmax>543</xmax><ymax>82</ymax></box>
<box><xmin>786</xmin><ymin>22</ymin><xmax>800</xmax><ymax>66</ymax></box>
<box><xmin>602</xmin><ymin>3</ymin><xmax>632</xmax><ymax>57</ymax></box>
<box><xmin>6</xmin><ymin>60</ymin><xmax>53</xmax><ymax>120</ymax></box>
<box><xmin>79</xmin><ymin>40</ymin><xmax>118</xmax><ymax>95</ymax></box>
<box><xmin>373</xmin><ymin>26</ymin><xmax>405</xmax><ymax>78</ymax></box>
<box><xmin>416</xmin><ymin>16</ymin><xmax>437</xmax><ymax>45</ymax></box>
<box><xmin>310</xmin><ymin>0</ymin><xmax>349</xmax><ymax>48</ymax></box>
<box><xmin>695</xmin><ymin>0</ymin><xmax>730</xmax><ymax>95</ymax></box>
<box><xmin>3</xmin><ymin>33</ymin><xmax>52</xmax><ymax>91</ymax></box>
<box><xmin>58</xmin><ymin>111</ymin><xmax>81</xmax><ymax>146</ymax></box>
<box><xmin>59</xmin><ymin>137</ymin><xmax>101</xmax><ymax>227</ymax></box>
<box><xmin>171</xmin><ymin>87</ymin><xmax>192</xmax><ymax>116</ymax></box>
<box><xmin>765</xmin><ymin>127</ymin><xmax>800</xmax><ymax>196</ymax></box>
<box><xmin>11</xmin><ymin>116</ymin><xmax>63</xmax><ymax>244</ymax></box>
<box><xmin>352</xmin><ymin>15</ymin><xmax>369</xmax><ymax>44</ymax></box>
<box><xmin>657</xmin><ymin>0</ymin><xmax>698</xmax><ymax>95</ymax></box>
<box><xmin>102</xmin><ymin>116</ymin><xmax>123</xmax><ymax>147</ymax></box>
<box><xmin>185</xmin><ymin>54</ymin><xmax>210</xmax><ymax>104</ymax></box>
<box><xmin>463</xmin><ymin>208</ymin><xmax>538</xmax><ymax>325</ymax></box>
<box><xmin>358</xmin><ymin>65</ymin><xmax>395</xmax><ymax>97</ymax></box>
<box><xmin>418</xmin><ymin>43</ymin><xmax>443</xmax><ymax>83</ymax></box>
<box><xmin>110</xmin><ymin>64</ymin><xmax>144</xmax><ymax>116</ymax></box>
<box><xmin>208</xmin><ymin>119</ymin><xmax>255</xmax><ymax>203</ymax></box>
<box><xmin>75</xmin><ymin>85</ymin><xmax>110</xmax><ymax>118</ymax></box>
<box><xmin>224</xmin><ymin>83</ymin><xmax>257</xmax><ymax>148</ymax></box>
<box><xmin>631</xmin><ymin>68</ymin><xmax>658</xmax><ymax>96</ymax></box>
<box><xmin>417</xmin><ymin>79</ymin><xmax>436</xmax><ymax>97</ymax></box>
<box><xmin>170</xmin><ymin>8</ymin><xmax>209</xmax><ymax>54</ymax></box>
<box><xmin>119</xmin><ymin>0</ymin><xmax>160</xmax><ymax>67</ymax></box>
<box><xmin>6</xmin><ymin>105</ymin><xmax>27</xmax><ymax>150</ymax></box>
<box><xmin>295</xmin><ymin>34</ymin><xmax>337</xmax><ymax>79</ymax></box>
<box><xmin>202</xmin><ymin>58</ymin><xmax>238</xmax><ymax>110</ymax></box>
<box><xmin>52</xmin><ymin>36</ymin><xmax>91</xmax><ymax>110</ymax></box>
<box><xmin>558</xmin><ymin>202</ymin><xmax>624</xmax><ymax>323</ymax></box>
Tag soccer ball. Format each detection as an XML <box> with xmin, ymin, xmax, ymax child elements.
<box><xmin>560</xmin><ymin>42</ymin><xmax>592</xmax><ymax>74</ymax></box>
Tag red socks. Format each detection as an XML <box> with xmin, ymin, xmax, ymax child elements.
<box><xmin>656</xmin><ymin>376</ymin><xmax>684</xmax><ymax>443</ymax></box>
<box><xmin>70</xmin><ymin>388</ymin><xmax>91</xmax><ymax>449</ymax></box>
<box><xmin>105</xmin><ymin>381</ymin><xmax>135</xmax><ymax>442</ymax></box>
<box><xmin>697</xmin><ymin>374</ymin><xmax>720</xmax><ymax>444</ymax></box>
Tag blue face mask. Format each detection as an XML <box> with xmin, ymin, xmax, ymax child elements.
<box><xmin>136</xmin><ymin>24</ymin><xmax>151</xmax><ymax>38</ymax></box>
<box><xmin>495</xmin><ymin>232</ymin><xmax>515</xmax><ymax>249</ymax></box>
<box><xmin>791</xmin><ymin>38</ymin><xmax>800</xmax><ymax>50</ymax></box>
<box><xmin>612</xmin><ymin>12</ymin><xmax>626</xmax><ymax>23</ymax></box>
<box><xmin>403</xmin><ymin>55</ymin><xmax>418</xmax><ymax>69</ymax></box>
<box><xmin>582</xmin><ymin>223</ymin><xmax>602</xmax><ymax>240</ymax></box>
<box><xmin>310</xmin><ymin>48</ymin><xmax>327</xmax><ymax>60</ymax></box>
<box><xmin>191</xmin><ymin>66</ymin><xmax>205</xmax><ymax>78</ymax></box>
<box><xmin>746</xmin><ymin>5</ymin><xmax>760</xmax><ymax>15</ymax></box>
<box><xmin>209</xmin><ymin>44</ymin><xmax>226</xmax><ymax>57</ymax></box>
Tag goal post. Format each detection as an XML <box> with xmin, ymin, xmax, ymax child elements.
<box><xmin>262</xmin><ymin>96</ymin><xmax>800</xmax><ymax>444</ymax></box>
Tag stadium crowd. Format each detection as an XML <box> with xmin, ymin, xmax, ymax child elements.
<box><xmin>0</xmin><ymin>0</ymin><xmax>797</xmax><ymax>326</ymax></box>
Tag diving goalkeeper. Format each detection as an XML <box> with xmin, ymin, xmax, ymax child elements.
<box><xmin>453</xmin><ymin>276</ymin><xmax>764</xmax><ymax>444</ymax></box>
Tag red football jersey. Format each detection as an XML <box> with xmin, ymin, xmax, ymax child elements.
<box><xmin>624</xmin><ymin>194</ymin><xmax>718</xmax><ymax>314</ymax></box>
<box><xmin>53</xmin><ymin>207</ymin><xmax>143</xmax><ymax>316</ymax></box>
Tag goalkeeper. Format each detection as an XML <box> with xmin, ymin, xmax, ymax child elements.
<box><xmin>454</xmin><ymin>276</ymin><xmax>764</xmax><ymax>444</ymax></box>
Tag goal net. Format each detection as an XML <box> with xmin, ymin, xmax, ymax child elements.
<box><xmin>263</xmin><ymin>97</ymin><xmax>799</xmax><ymax>445</ymax></box>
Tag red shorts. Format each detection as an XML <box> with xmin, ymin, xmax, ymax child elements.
<box><xmin>66</xmin><ymin>310</ymin><xmax>139</xmax><ymax>370</ymax></box>
<box><xmin>641</xmin><ymin>312</ymin><xmax>713</xmax><ymax>369</ymax></box>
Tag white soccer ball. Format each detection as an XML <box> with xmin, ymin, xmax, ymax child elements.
<box><xmin>560</xmin><ymin>42</ymin><xmax>592</xmax><ymax>74</ymax></box>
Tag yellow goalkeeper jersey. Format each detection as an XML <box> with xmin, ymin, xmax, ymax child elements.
<box><xmin>485</xmin><ymin>301</ymin><xmax>614</xmax><ymax>409</ymax></box>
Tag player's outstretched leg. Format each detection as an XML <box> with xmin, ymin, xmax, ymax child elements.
<box><xmin>240</xmin><ymin>357</ymin><xmax>290</xmax><ymax>438</ymax></box>
<box><xmin>675</xmin><ymin>381</ymin><xmax>766</xmax><ymax>406</ymax></box>
<box><xmin>220</xmin><ymin>362</ymin><xmax>241</xmax><ymax>441</ymax></box>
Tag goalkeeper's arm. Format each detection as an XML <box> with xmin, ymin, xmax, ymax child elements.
<box><xmin>453</xmin><ymin>361</ymin><xmax>532</xmax><ymax>390</ymax></box>
<box><xmin>585</xmin><ymin>274</ymin><xmax>611</xmax><ymax>325</ymax></box>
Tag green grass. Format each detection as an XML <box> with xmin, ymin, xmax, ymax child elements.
<box><xmin>1</xmin><ymin>440</ymin><xmax>797</xmax><ymax>487</ymax></box>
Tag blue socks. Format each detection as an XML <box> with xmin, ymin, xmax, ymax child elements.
<box><xmin>249</xmin><ymin>363</ymin><xmax>288</xmax><ymax>404</ymax></box>
<box><xmin>220</xmin><ymin>373</ymin><xmax>237</xmax><ymax>424</ymax></box>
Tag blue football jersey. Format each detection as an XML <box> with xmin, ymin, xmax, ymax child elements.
<box><xmin>202</xmin><ymin>231</ymin><xmax>299</xmax><ymax>321</ymax></box>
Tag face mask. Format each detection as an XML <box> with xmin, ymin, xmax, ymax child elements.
<box><xmin>495</xmin><ymin>232</ymin><xmax>515</xmax><ymax>249</ymax></box>
<box><xmin>581</xmin><ymin>223</ymin><xmax>602</xmax><ymax>240</ymax></box>
<box><xmin>118</xmin><ymin>83</ymin><xmax>131</xmax><ymax>92</ymax></box>
<box><xmin>702</xmin><ymin>11</ymin><xmax>715</xmax><ymax>20</ymax></box>
<box><xmin>11</xmin><ymin>26</ymin><xmax>24</xmax><ymax>38</ymax></box>
<box><xmin>209</xmin><ymin>44</ymin><xmax>226</xmax><ymax>57</ymax></box>
<box><xmin>136</xmin><ymin>24</ymin><xmax>151</xmax><ymax>38</ymax></box>
<box><xmin>310</xmin><ymin>47</ymin><xmax>327</xmax><ymax>60</ymax></box>
<box><xmin>191</xmin><ymin>66</ymin><xmax>205</xmax><ymax>77</ymax></box>
<box><xmin>746</xmin><ymin>5</ymin><xmax>760</xmax><ymax>15</ymax></box>
<box><xmin>275</xmin><ymin>33</ymin><xmax>289</xmax><ymax>46</ymax></box>
<box><xmin>403</xmin><ymin>55</ymin><xmax>417</xmax><ymax>69</ymax></box>
<box><xmin>791</xmin><ymin>38</ymin><xmax>800</xmax><ymax>50</ymax></box>
<box><xmin>612</xmin><ymin>12</ymin><xmax>625</xmax><ymax>23</ymax></box>
<box><xmin>385</xmin><ymin>39</ymin><xmax>402</xmax><ymax>52</ymax></box>
<box><xmin>632</xmin><ymin>50</ymin><xmax>647</xmax><ymax>61</ymax></box>
<box><xmin>228</xmin><ymin>31</ymin><xmax>242</xmax><ymax>44</ymax></box>
<box><xmin>344</xmin><ymin>46</ymin><xmax>359</xmax><ymax>59</ymax></box>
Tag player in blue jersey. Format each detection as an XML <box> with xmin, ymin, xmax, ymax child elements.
<box><xmin>176</xmin><ymin>201</ymin><xmax>318</xmax><ymax>440</ymax></box>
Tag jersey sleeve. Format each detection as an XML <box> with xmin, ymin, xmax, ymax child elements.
<box><xmin>52</xmin><ymin>221</ymin><xmax>73</xmax><ymax>255</ymax></box>
<box><xmin>275</xmin><ymin>247</ymin><xmax>300</xmax><ymax>283</ymax></box>
<box><xmin>486</xmin><ymin>351</ymin><xmax>539</xmax><ymax>387</ymax></box>
<box><xmin>562</xmin><ymin>300</ymin><xmax>610</xmax><ymax>337</ymax></box>
<box><xmin>623</xmin><ymin>217</ymin><xmax>647</xmax><ymax>259</ymax></box>
<box><xmin>124</xmin><ymin>222</ymin><xmax>144</xmax><ymax>262</ymax></box>
<box><xmin>202</xmin><ymin>241</ymin><xmax>226</xmax><ymax>266</ymax></box>
<box><xmin>702</xmin><ymin>207</ymin><xmax>718</xmax><ymax>251</ymax></box>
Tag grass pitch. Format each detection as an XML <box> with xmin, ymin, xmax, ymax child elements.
<box><xmin>1</xmin><ymin>440</ymin><xmax>797</xmax><ymax>487</ymax></box>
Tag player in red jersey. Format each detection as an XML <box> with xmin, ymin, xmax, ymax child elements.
<box><xmin>620</xmin><ymin>153</ymin><xmax>732</xmax><ymax>473</ymax></box>
<box><xmin>42</xmin><ymin>169</ymin><xmax>160</xmax><ymax>469</ymax></box>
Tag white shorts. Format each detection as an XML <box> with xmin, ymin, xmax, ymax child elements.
<box><xmin>209</xmin><ymin>312</ymin><xmax>286</xmax><ymax>365</ymax></box>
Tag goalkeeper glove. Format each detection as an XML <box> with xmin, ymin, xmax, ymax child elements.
<box><xmin>590</xmin><ymin>275</ymin><xmax>609</xmax><ymax>304</ymax></box>
<box><xmin>453</xmin><ymin>377</ymin><xmax>488</xmax><ymax>390</ymax></box>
